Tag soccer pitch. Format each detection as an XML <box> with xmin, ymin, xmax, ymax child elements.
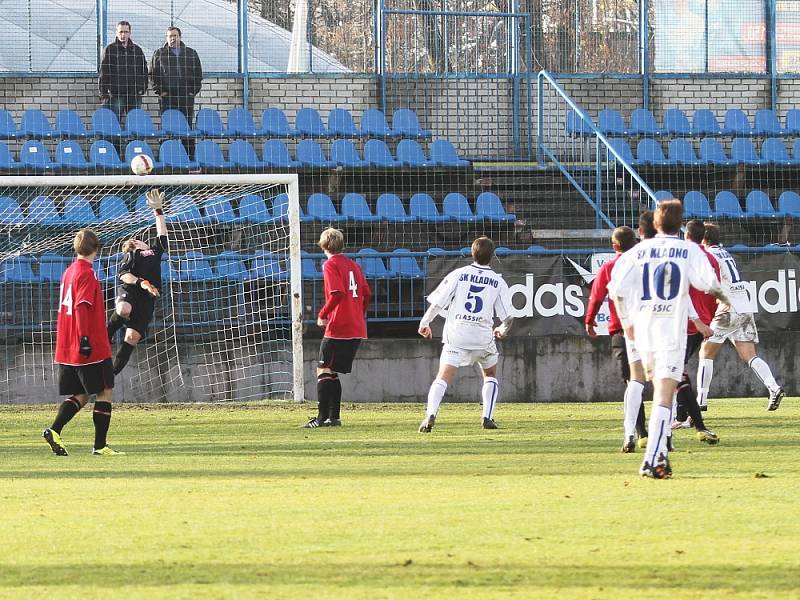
<box><xmin>1</xmin><ymin>400</ymin><xmax>799</xmax><ymax>599</ymax></box>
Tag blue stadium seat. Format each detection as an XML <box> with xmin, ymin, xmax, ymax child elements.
<box><xmin>691</xmin><ymin>109</ymin><xmax>722</xmax><ymax>136</ymax></box>
<box><xmin>159</xmin><ymin>140</ymin><xmax>199</xmax><ymax>169</ymax></box>
<box><xmin>392</xmin><ymin>109</ymin><xmax>432</xmax><ymax>138</ymax></box>
<box><xmin>161</xmin><ymin>256</ymin><xmax>177</xmax><ymax>282</ymax></box>
<box><xmin>166</xmin><ymin>195</ymin><xmax>210</xmax><ymax>224</ymax></box>
<box><xmin>376</xmin><ymin>193</ymin><xmax>415</xmax><ymax>223</ymax></box>
<box><xmin>754</xmin><ymin>109</ymin><xmax>787</xmax><ymax>136</ymax></box>
<box><xmin>262</xmin><ymin>139</ymin><xmax>300</xmax><ymax>168</ymax></box>
<box><xmin>248</xmin><ymin>253</ymin><xmax>286</xmax><ymax>280</ymax></box>
<box><xmin>713</xmin><ymin>191</ymin><xmax>744</xmax><ymax>219</ymax></box>
<box><xmin>0</xmin><ymin>109</ymin><xmax>21</xmax><ymax>139</ymax></box>
<box><xmin>295</xmin><ymin>107</ymin><xmax>330</xmax><ymax>137</ymax></box>
<box><xmin>475</xmin><ymin>192</ymin><xmax>515</xmax><ymax>222</ymax></box>
<box><xmin>204</xmin><ymin>196</ymin><xmax>241</xmax><ymax>224</ymax></box>
<box><xmin>195</xmin><ymin>139</ymin><xmax>231</xmax><ymax>169</ymax></box>
<box><xmin>0</xmin><ymin>196</ymin><xmax>24</xmax><ymax>224</ymax></box>
<box><xmin>96</xmin><ymin>253</ymin><xmax>122</xmax><ymax>282</ymax></box>
<box><xmin>260</xmin><ymin>107</ymin><xmax>298</xmax><ymax>137</ymax></box>
<box><xmin>228</xmin><ymin>139</ymin><xmax>265</xmax><ymax>168</ymax></box>
<box><xmin>20</xmin><ymin>140</ymin><xmax>56</xmax><ymax>170</ymax></box>
<box><xmin>778</xmin><ymin>191</ymin><xmax>800</xmax><ymax>217</ymax></box>
<box><xmin>629</xmin><ymin>108</ymin><xmax>662</xmax><ymax>136</ymax></box>
<box><xmin>54</xmin><ymin>109</ymin><xmax>91</xmax><ymax>138</ymax></box>
<box><xmin>215</xmin><ymin>251</ymin><xmax>249</xmax><ymax>281</ymax></box>
<box><xmin>606</xmin><ymin>138</ymin><xmax>635</xmax><ymax>164</ymax></box>
<box><xmin>39</xmin><ymin>254</ymin><xmax>68</xmax><ymax>283</ymax></box>
<box><xmin>161</xmin><ymin>109</ymin><xmax>200</xmax><ymax>137</ymax></box>
<box><xmin>360</xmin><ymin>109</ymin><xmax>399</xmax><ymax>137</ymax></box>
<box><xmin>92</xmin><ymin>108</ymin><xmax>124</xmax><ymax>138</ymax></box>
<box><xmin>389</xmin><ymin>249</ymin><xmax>425</xmax><ymax>278</ymax></box>
<box><xmin>786</xmin><ymin>109</ymin><xmax>800</xmax><ymax>135</ymax></box>
<box><xmin>125</xmin><ymin>140</ymin><xmax>160</xmax><ymax>168</ymax></box>
<box><xmin>682</xmin><ymin>191</ymin><xmax>713</xmax><ymax>218</ymax></box>
<box><xmin>98</xmin><ymin>195</ymin><xmax>131</xmax><ymax>222</ymax></box>
<box><xmin>565</xmin><ymin>110</ymin><xmax>593</xmax><ymax>136</ymax></box>
<box><xmin>745</xmin><ymin>191</ymin><xmax>781</xmax><ymax>218</ymax></box>
<box><xmin>296</xmin><ymin>139</ymin><xmax>335</xmax><ymax>167</ymax></box>
<box><xmin>21</xmin><ymin>108</ymin><xmax>53</xmax><ymax>138</ymax></box>
<box><xmin>3</xmin><ymin>256</ymin><xmax>39</xmax><ymax>282</ymax></box>
<box><xmin>301</xmin><ymin>251</ymin><xmax>324</xmax><ymax>280</ymax></box>
<box><xmin>26</xmin><ymin>195</ymin><xmax>63</xmax><ymax>225</ymax></box>
<box><xmin>0</xmin><ymin>143</ymin><xmax>22</xmax><ymax>170</ymax></box>
<box><xmin>527</xmin><ymin>245</ymin><xmax>547</xmax><ymax>254</ymax></box>
<box><xmin>195</xmin><ymin>108</ymin><xmax>227</xmax><ymax>137</ymax></box>
<box><xmin>330</xmin><ymin>139</ymin><xmax>367</xmax><ymax>167</ymax></box>
<box><xmin>409</xmin><ymin>193</ymin><xmax>450</xmax><ymax>222</ymax></box>
<box><xmin>327</xmin><ymin>108</ymin><xmax>363</xmax><ymax>137</ymax></box>
<box><xmin>667</xmin><ymin>139</ymin><xmax>703</xmax><ymax>165</ymax></box>
<box><xmin>90</xmin><ymin>140</ymin><xmax>126</xmax><ymax>170</ymax></box>
<box><xmin>654</xmin><ymin>190</ymin><xmax>674</xmax><ymax>201</ymax></box>
<box><xmin>442</xmin><ymin>192</ymin><xmax>479</xmax><ymax>222</ymax></box>
<box><xmin>227</xmin><ymin>107</ymin><xmax>262</xmax><ymax>137</ymax></box>
<box><xmin>429</xmin><ymin>139</ymin><xmax>469</xmax><ymax>166</ymax></box>
<box><xmin>124</xmin><ymin>108</ymin><xmax>161</xmax><ymax>138</ymax></box>
<box><xmin>341</xmin><ymin>193</ymin><xmax>380</xmax><ymax>222</ymax></box>
<box><xmin>699</xmin><ymin>138</ymin><xmax>734</xmax><ymax>166</ymax></box>
<box><xmin>730</xmin><ymin>138</ymin><xmax>763</xmax><ymax>165</ymax></box>
<box><xmin>357</xmin><ymin>248</ymin><xmax>396</xmax><ymax>278</ymax></box>
<box><xmin>133</xmin><ymin>194</ymin><xmax>151</xmax><ymax>217</ymax></box>
<box><xmin>271</xmin><ymin>193</ymin><xmax>313</xmax><ymax>223</ymax></box>
<box><xmin>396</xmin><ymin>139</ymin><xmax>432</xmax><ymax>166</ymax></box>
<box><xmin>635</xmin><ymin>139</ymin><xmax>672</xmax><ymax>165</ymax></box>
<box><xmin>178</xmin><ymin>251</ymin><xmax>218</xmax><ymax>281</ymax></box>
<box><xmin>306</xmin><ymin>193</ymin><xmax>347</xmax><ymax>223</ymax></box>
<box><xmin>363</xmin><ymin>139</ymin><xmax>399</xmax><ymax>167</ymax></box>
<box><xmin>62</xmin><ymin>195</ymin><xmax>97</xmax><ymax>224</ymax></box>
<box><xmin>662</xmin><ymin>108</ymin><xmax>691</xmax><ymax>136</ymax></box>
<box><xmin>55</xmin><ymin>140</ymin><xmax>91</xmax><ymax>169</ymax></box>
<box><xmin>598</xmin><ymin>109</ymin><xmax>629</xmax><ymax>135</ymax></box>
<box><xmin>723</xmin><ymin>108</ymin><xmax>755</xmax><ymax>136</ymax></box>
<box><xmin>238</xmin><ymin>194</ymin><xmax>272</xmax><ymax>224</ymax></box>
<box><xmin>761</xmin><ymin>138</ymin><xmax>795</xmax><ymax>166</ymax></box>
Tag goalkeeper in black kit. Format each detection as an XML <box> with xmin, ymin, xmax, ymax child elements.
<box><xmin>107</xmin><ymin>189</ymin><xmax>167</xmax><ymax>374</ymax></box>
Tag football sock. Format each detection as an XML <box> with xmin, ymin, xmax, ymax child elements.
<box><xmin>51</xmin><ymin>396</ymin><xmax>81</xmax><ymax>434</ymax></box>
<box><xmin>676</xmin><ymin>373</ymin><xmax>706</xmax><ymax>430</ymax></box>
<box><xmin>623</xmin><ymin>380</ymin><xmax>644</xmax><ymax>439</ymax></box>
<box><xmin>113</xmin><ymin>342</ymin><xmax>135</xmax><ymax>375</ymax></box>
<box><xmin>674</xmin><ymin>373</ymin><xmax>689</xmax><ymax>422</ymax></box>
<box><xmin>92</xmin><ymin>401</ymin><xmax>112</xmax><ymax>449</ymax></box>
<box><xmin>644</xmin><ymin>404</ymin><xmax>672</xmax><ymax>466</ymax></box>
<box><xmin>749</xmin><ymin>357</ymin><xmax>779</xmax><ymax>392</ymax></box>
<box><xmin>696</xmin><ymin>358</ymin><xmax>714</xmax><ymax>407</ymax></box>
<box><xmin>635</xmin><ymin>400</ymin><xmax>647</xmax><ymax>439</ymax></box>
<box><xmin>481</xmin><ymin>377</ymin><xmax>499</xmax><ymax>420</ymax></box>
<box><xmin>426</xmin><ymin>379</ymin><xmax>447</xmax><ymax>417</ymax></box>
<box><xmin>107</xmin><ymin>312</ymin><xmax>126</xmax><ymax>342</ymax></box>
<box><xmin>328</xmin><ymin>374</ymin><xmax>342</xmax><ymax>420</ymax></box>
<box><xmin>316</xmin><ymin>373</ymin><xmax>337</xmax><ymax>421</ymax></box>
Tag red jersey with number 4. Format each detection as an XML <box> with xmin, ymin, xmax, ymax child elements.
<box><xmin>319</xmin><ymin>254</ymin><xmax>371</xmax><ymax>339</ymax></box>
<box><xmin>55</xmin><ymin>259</ymin><xmax>112</xmax><ymax>365</ymax></box>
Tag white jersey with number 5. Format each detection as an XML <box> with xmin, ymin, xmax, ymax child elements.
<box><xmin>705</xmin><ymin>245</ymin><xmax>752</xmax><ymax>314</ymax></box>
<box><xmin>609</xmin><ymin>235</ymin><xmax>721</xmax><ymax>352</ymax></box>
<box><xmin>426</xmin><ymin>263</ymin><xmax>512</xmax><ymax>350</ymax></box>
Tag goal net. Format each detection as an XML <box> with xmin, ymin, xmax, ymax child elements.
<box><xmin>0</xmin><ymin>174</ymin><xmax>303</xmax><ymax>404</ymax></box>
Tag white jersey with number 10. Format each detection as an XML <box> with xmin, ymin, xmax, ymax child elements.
<box><xmin>426</xmin><ymin>263</ymin><xmax>512</xmax><ymax>350</ymax></box>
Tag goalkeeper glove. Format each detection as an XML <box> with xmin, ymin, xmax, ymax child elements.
<box><xmin>145</xmin><ymin>189</ymin><xmax>165</xmax><ymax>212</ymax></box>
<box><xmin>79</xmin><ymin>336</ymin><xmax>92</xmax><ymax>358</ymax></box>
<box><xmin>137</xmin><ymin>278</ymin><xmax>160</xmax><ymax>297</ymax></box>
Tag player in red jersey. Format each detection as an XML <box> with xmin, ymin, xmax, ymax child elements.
<box><xmin>303</xmin><ymin>228</ymin><xmax>372</xmax><ymax>428</ymax></box>
<box><xmin>42</xmin><ymin>229</ymin><xmax>123</xmax><ymax>456</ymax></box>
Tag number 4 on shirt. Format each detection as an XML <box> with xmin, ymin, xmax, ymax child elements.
<box><xmin>348</xmin><ymin>270</ymin><xmax>359</xmax><ymax>297</ymax></box>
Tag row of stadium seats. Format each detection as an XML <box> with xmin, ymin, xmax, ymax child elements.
<box><xmin>568</xmin><ymin>107</ymin><xmax>800</xmax><ymax>138</ymax></box>
<box><xmin>654</xmin><ymin>189</ymin><xmax>800</xmax><ymax>219</ymax></box>
<box><xmin>0</xmin><ymin>138</ymin><xmax>469</xmax><ymax>171</ymax></box>
<box><xmin>0</xmin><ymin>107</ymin><xmax>432</xmax><ymax>141</ymax></box>
<box><xmin>0</xmin><ymin>191</ymin><xmax>514</xmax><ymax>226</ymax></box>
<box><xmin>608</xmin><ymin>137</ymin><xmax>800</xmax><ymax>166</ymax></box>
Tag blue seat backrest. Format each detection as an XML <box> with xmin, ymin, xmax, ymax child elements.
<box><xmin>630</xmin><ymin>108</ymin><xmax>659</xmax><ymax>135</ymax></box>
<box><xmin>598</xmin><ymin>109</ymin><xmax>626</xmax><ymax>134</ymax></box>
<box><xmin>724</xmin><ymin>108</ymin><xmax>753</xmax><ymax>135</ymax></box>
<box><xmin>295</xmin><ymin>107</ymin><xmax>328</xmax><ymax>137</ymax></box>
<box><xmin>296</xmin><ymin>139</ymin><xmax>331</xmax><ymax>165</ymax></box>
<box><xmin>663</xmin><ymin>108</ymin><xmax>691</xmax><ymax>135</ymax></box>
<box><xmin>239</xmin><ymin>194</ymin><xmax>271</xmax><ymax>223</ymax></box>
<box><xmin>730</xmin><ymin>138</ymin><xmax>760</xmax><ymax>162</ymax></box>
<box><xmin>745</xmin><ymin>191</ymin><xmax>776</xmax><ymax>216</ymax></box>
<box><xmin>56</xmin><ymin>140</ymin><xmax>89</xmax><ymax>166</ymax></box>
<box><xmin>22</xmin><ymin>108</ymin><xmax>53</xmax><ymax>137</ymax></box>
<box><xmin>0</xmin><ymin>196</ymin><xmax>24</xmax><ymax>223</ymax></box>
<box><xmin>692</xmin><ymin>109</ymin><xmax>722</xmax><ymax>135</ymax></box>
<box><xmin>125</xmin><ymin>140</ymin><xmax>157</xmax><ymax>163</ymax></box>
<box><xmin>20</xmin><ymin>140</ymin><xmax>53</xmax><ymax>167</ymax></box>
<box><xmin>39</xmin><ymin>254</ymin><xmax>68</xmax><ymax>282</ymax></box>
<box><xmin>779</xmin><ymin>191</ymin><xmax>800</xmax><ymax>216</ymax></box>
<box><xmin>262</xmin><ymin>139</ymin><xmax>295</xmax><ymax>166</ymax></box>
<box><xmin>90</xmin><ymin>140</ymin><xmax>124</xmax><ymax>166</ymax></box>
<box><xmin>27</xmin><ymin>195</ymin><xmax>63</xmax><ymax>224</ymax></box>
<box><xmin>63</xmin><ymin>195</ymin><xmax>97</xmax><ymax>223</ymax></box>
<box><xmin>195</xmin><ymin>107</ymin><xmax>225</xmax><ymax>136</ymax></box>
<box><xmin>261</xmin><ymin>107</ymin><xmax>295</xmax><ymax>136</ymax></box>
<box><xmin>475</xmin><ymin>192</ymin><xmax>507</xmax><ymax>216</ymax></box>
<box><xmin>357</xmin><ymin>248</ymin><xmax>392</xmax><ymax>277</ymax></box>
<box><xmin>160</xmin><ymin>139</ymin><xmax>192</xmax><ymax>166</ymax></box>
<box><xmin>442</xmin><ymin>192</ymin><xmax>475</xmax><ymax>218</ymax></box>
<box><xmin>204</xmin><ymin>196</ymin><xmax>237</xmax><ymax>223</ymax></box>
<box><xmin>196</xmin><ymin>139</ymin><xmax>227</xmax><ymax>167</ymax></box>
<box><xmin>360</xmin><ymin>109</ymin><xmax>393</xmax><ymax>136</ymax></box>
<box><xmin>341</xmin><ymin>193</ymin><xmax>375</xmax><ymax>219</ymax></box>
<box><xmin>363</xmin><ymin>139</ymin><xmax>396</xmax><ymax>165</ymax></box>
<box><xmin>409</xmin><ymin>193</ymin><xmax>446</xmax><ymax>219</ymax></box>
<box><xmin>389</xmin><ymin>250</ymin><xmax>424</xmax><ymax>278</ymax></box>
<box><xmin>761</xmin><ymin>138</ymin><xmax>791</xmax><ymax>162</ymax></box>
<box><xmin>307</xmin><ymin>193</ymin><xmax>340</xmax><ymax>219</ymax></box>
<box><xmin>125</xmin><ymin>108</ymin><xmax>159</xmax><ymax>137</ymax></box>
<box><xmin>392</xmin><ymin>108</ymin><xmax>430</xmax><ymax>136</ymax></box>
<box><xmin>755</xmin><ymin>109</ymin><xmax>783</xmax><ymax>134</ymax></box>
<box><xmin>227</xmin><ymin>107</ymin><xmax>259</xmax><ymax>136</ymax></box>
<box><xmin>376</xmin><ymin>193</ymin><xmax>409</xmax><ymax>218</ymax></box>
<box><xmin>396</xmin><ymin>139</ymin><xmax>429</xmax><ymax>165</ymax></box>
<box><xmin>714</xmin><ymin>191</ymin><xmax>743</xmax><ymax>217</ymax></box>
<box><xmin>93</xmin><ymin>108</ymin><xmax>123</xmax><ymax>137</ymax></box>
<box><xmin>331</xmin><ymin>139</ymin><xmax>363</xmax><ymax>166</ymax></box>
<box><xmin>699</xmin><ymin>138</ymin><xmax>729</xmax><ymax>163</ymax></box>
<box><xmin>99</xmin><ymin>195</ymin><xmax>131</xmax><ymax>221</ymax></box>
<box><xmin>565</xmin><ymin>110</ymin><xmax>592</xmax><ymax>135</ymax></box>
<box><xmin>636</xmin><ymin>139</ymin><xmax>666</xmax><ymax>162</ymax></box>
<box><xmin>683</xmin><ymin>191</ymin><xmax>712</xmax><ymax>216</ymax></box>
<box><xmin>607</xmin><ymin>138</ymin><xmax>635</xmax><ymax>163</ymax></box>
<box><xmin>0</xmin><ymin>109</ymin><xmax>19</xmax><ymax>138</ymax></box>
<box><xmin>328</xmin><ymin>108</ymin><xmax>359</xmax><ymax>136</ymax></box>
<box><xmin>228</xmin><ymin>139</ymin><xmax>261</xmax><ymax>166</ymax></box>
<box><xmin>55</xmin><ymin>109</ymin><xmax>88</xmax><ymax>137</ymax></box>
<box><xmin>161</xmin><ymin>109</ymin><xmax>195</xmax><ymax>135</ymax></box>
<box><xmin>668</xmin><ymin>139</ymin><xmax>698</xmax><ymax>163</ymax></box>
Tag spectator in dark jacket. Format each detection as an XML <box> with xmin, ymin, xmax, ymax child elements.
<box><xmin>99</xmin><ymin>21</ymin><xmax>148</xmax><ymax>122</ymax></box>
<box><xmin>150</xmin><ymin>27</ymin><xmax>203</xmax><ymax>128</ymax></box>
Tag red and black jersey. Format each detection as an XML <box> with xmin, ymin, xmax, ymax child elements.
<box><xmin>585</xmin><ymin>253</ymin><xmax>622</xmax><ymax>335</ymax></box>
<box><xmin>688</xmin><ymin>245</ymin><xmax>721</xmax><ymax>334</ymax></box>
<box><xmin>319</xmin><ymin>253</ymin><xmax>371</xmax><ymax>339</ymax></box>
<box><xmin>118</xmin><ymin>234</ymin><xmax>167</xmax><ymax>290</ymax></box>
<box><xmin>55</xmin><ymin>259</ymin><xmax>112</xmax><ymax>366</ymax></box>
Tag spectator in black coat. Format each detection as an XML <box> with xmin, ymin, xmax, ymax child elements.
<box><xmin>99</xmin><ymin>21</ymin><xmax>148</xmax><ymax>122</ymax></box>
<box><xmin>150</xmin><ymin>26</ymin><xmax>203</xmax><ymax>128</ymax></box>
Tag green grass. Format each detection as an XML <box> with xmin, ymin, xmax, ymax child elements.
<box><xmin>1</xmin><ymin>400</ymin><xmax>799</xmax><ymax>599</ymax></box>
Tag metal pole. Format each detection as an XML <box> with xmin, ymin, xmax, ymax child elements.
<box><xmin>575</xmin><ymin>0</ymin><xmax>580</xmax><ymax>72</ymax></box>
<box><xmin>238</xmin><ymin>0</ymin><xmax>250</xmax><ymax>109</ymax></box>
<box><xmin>537</xmin><ymin>71</ymin><xmax>544</xmax><ymax>167</ymax></box>
<box><xmin>377</xmin><ymin>0</ymin><xmax>387</xmax><ymax>112</ymax></box>
<box><xmin>640</xmin><ymin>0</ymin><xmax>650</xmax><ymax>109</ymax></box>
<box><xmin>767</xmin><ymin>0</ymin><xmax>778</xmax><ymax>111</ymax></box>
<box><xmin>96</xmin><ymin>0</ymin><xmax>103</xmax><ymax>70</ymax></box>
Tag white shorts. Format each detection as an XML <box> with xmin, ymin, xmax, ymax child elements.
<box><xmin>440</xmin><ymin>342</ymin><xmax>499</xmax><ymax>369</ymax></box>
<box><xmin>642</xmin><ymin>348</ymin><xmax>685</xmax><ymax>382</ymax></box>
<box><xmin>625</xmin><ymin>337</ymin><xmax>641</xmax><ymax>364</ymax></box>
<box><xmin>708</xmin><ymin>310</ymin><xmax>759</xmax><ymax>344</ymax></box>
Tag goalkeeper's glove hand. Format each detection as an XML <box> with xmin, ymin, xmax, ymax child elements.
<box><xmin>137</xmin><ymin>278</ymin><xmax>160</xmax><ymax>297</ymax></box>
<box><xmin>145</xmin><ymin>189</ymin><xmax>165</xmax><ymax>211</ymax></box>
<box><xmin>79</xmin><ymin>336</ymin><xmax>92</xmax><ymax>358</ymax></box>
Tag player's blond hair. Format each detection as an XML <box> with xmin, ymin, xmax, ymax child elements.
<box><xmin>73</xmin><ymin>229</ymin><xmax>101</xmax><ymax>257</ymax></box>
<box><xmin>654</xmin><ymin>199</ymin><xmax>683</xmax><ymax>235</ymax></box>
<box><xmin>471</xmin><ymin>236</ymin><xmax>495</xmax><ymax>265</ymax></box>
<box><xmin>318</xmin><ymin>227</ymin><xmax>344</xmax><ymax>254</ymax></box>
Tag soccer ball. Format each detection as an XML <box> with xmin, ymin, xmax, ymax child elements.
<box><xmin>130</xmin><ymin>153</ymin><xmax>153</xmax><ymax>176</ymax></box>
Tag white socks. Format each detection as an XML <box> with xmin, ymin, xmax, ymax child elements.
<box><xmin>696</xmin><ymin>358</ymin><xmax>714</xmax><ymax>407</ymax></box>
<box><xmin>482</xmin><ymin>377</ymin><xmax>499</xmax><ymax>420</ymax></box>
<box><xmin>749</xmin><ymin>357</ymin><xmax>779</xmax><ymax>393</ymax></box>
<box><xmin>644</xmin><ymin>404</ymin><xmax>672</xmax><ymax>466</ymax></box>
<box><xmin>623</xmin><ymin>380</ymin><xmax>644</xmax><ymax>439</ymax></box>
<box><xmin>426</xmin><ymin>379</ymin><xmax>447</xmax><ymax>417</ymax></box>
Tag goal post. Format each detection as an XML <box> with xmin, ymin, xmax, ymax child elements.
<box><xmin>0</xmin><ymin>174</ymin><xmax>304</xmax><ymax>404</ymax></box>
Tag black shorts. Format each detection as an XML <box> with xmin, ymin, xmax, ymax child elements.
<box><xmin>58</xmin><ymin>358</ymin><xmax>114</xmax><ymax>396</ymax></box>
<box><xmin>318</xmin><ymin>337</ymin><xmax>362</xmax><ymax>374</ymax></box>
<box><xmin>684</xmin><ymin>332</ymin><xmax>704</xmax><ymax>365</ymax></box>
<box><xmin>611</xmin><ymin>333</ymin><xmax>630</xmax><ymax>382</ymax></box>
<box><xmin>117</xmin><ymin>286</ymin><xmax>156</xmax><ymax>337</ymax></box>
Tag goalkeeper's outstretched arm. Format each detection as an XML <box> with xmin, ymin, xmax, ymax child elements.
<box><xmin>146</xmin><ymin>188</ymin><xmax>167</xmax><ymax>237</ymax></box>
